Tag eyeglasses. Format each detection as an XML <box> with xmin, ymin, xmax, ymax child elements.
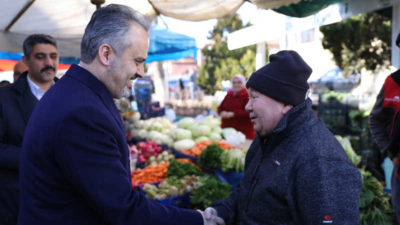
<box><xmin>232</xmin><ymin>81</ymin><xmax>242</xmax><ymax>84</ymax></box>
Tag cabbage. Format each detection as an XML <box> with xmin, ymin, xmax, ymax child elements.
<box><xmin>161</xmin><ymin>128</ymin><xmax>172</xmax><ymax>135</ymax></box>
<box><xmin>222</xmin><ymin>127</ymin><xmax>236</xmax><ymax>138</ymax></box>
<box><xmin>190</xmin><ymin>125</ymin><xmax>211</xmax><ymax>138</ymax></box>
<box><xmin>201</xmin><ymin>116</ymin><xmax>221</xmax><ymax>128</ymax></box>
<box><xmin>151</xmin><ymin>122</ymin><xmax>164</xmax><ymax>132</ymax></box>
<box><xmin>212</xmin><ymin>126</ymin><xmax>222</xmax><ymax>134</ymax></box>
<box><xmin>173</xmin><ymin>139</ymin><xmax>195</xmax><ymax>150</ymax></box>
<box><xmin>195</xmin><ymin>136</ymin><xmax>210</xmax><ymax>143</ymax></box>
<box><xmin>135</xmin><ymin>120</ymin><xmax>145</xmax><ymax>129</ymax></box>
<box><xmin>209</xmin><ymin>132</ymin><xmax>222</xmax><ymax>141</ymax></box>
<box><xmin>172</xmin><ymin>128</ymin><xmax>192</xmax><ymax>141</ymax></box>
<box><xmin>137</xmin><ymin>129</ymin><xmax>148</xmax><ymax>139</ymax></box>
<box><xmin>223</xmin><ymin>130</ymin><xmax>245</xmax><ymax>146</ymax></box>
<box><xmin>177</xmin><ymin>117</ymin><xmax>195</xmax><ymax>129</ymax></box>
<box><xmin>159</xmin><ymin>117</ymin><xmax>174</xmax><ymax>129</ymax></box>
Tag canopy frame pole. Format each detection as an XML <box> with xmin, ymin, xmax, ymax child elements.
<box><xmin>392</xmin><ymin>2</ymin><xmax>400</xmax><ymax>69</ymax></box>
<box><xmin>5</xmin><ymin>0</ymin><xmax>36</xmax><ymax>32</ymax></box>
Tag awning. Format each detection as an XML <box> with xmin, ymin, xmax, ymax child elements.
<box><xmin>146</xmin><ymin>24</ymin><xmax>197</xmax><ymax>63</ymax></box>
<box><xmin>0</xmin><ymin>0</ymin><xmax>340</xmax><ymax>58</ymax></box>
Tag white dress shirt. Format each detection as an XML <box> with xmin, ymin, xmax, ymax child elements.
<box><xmin>27</xmin><ymin>74</ymin><xmax>54</xmax><ymax>100</ymax></box>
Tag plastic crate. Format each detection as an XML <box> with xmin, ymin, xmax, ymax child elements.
<box><xmin>214</xmin><ymin>168</ymin><xmax>243</xmax><ymax>190</ymax></box>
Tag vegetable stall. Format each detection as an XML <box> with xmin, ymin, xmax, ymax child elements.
<box><xmin>123</xmin><ymin>112</ymin><xmax>247</xmax><ymax>210</ymax></box>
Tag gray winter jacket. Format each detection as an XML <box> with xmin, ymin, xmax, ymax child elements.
<box><xmin>212</xmin><ymin>99</ymin><xmax>362</xmax><ymax>225</ymax></box>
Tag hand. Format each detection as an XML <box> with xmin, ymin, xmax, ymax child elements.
<box><xmin>200</xmin><ymin>207</ymin><xmax>225</xmax><ymax>225</ymax></box>
<box><xmin>393</xmin><ymin>157</ymin><xmax>398</xmax><ymax>165</ymax></box>
<box><xmin>220</xmin><ymin>111</ymin><xmax>228</xmax><ymax>118</ymax></box>
<box><xmin>226</xmin><ymin>112</ymin><xmax>234</xmax><ymax>118</ymax></box>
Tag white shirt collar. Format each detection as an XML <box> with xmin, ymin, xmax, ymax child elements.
<box><xmin>27</xmin><ymin>74</ymin><xmax>54</xmax><ymax>100</ymax></box>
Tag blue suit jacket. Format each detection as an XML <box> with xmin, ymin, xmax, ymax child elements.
<box><xmin>19</xmin><ymin>65</ymin><xmax>203</xmax><ymax>225</ymax></box>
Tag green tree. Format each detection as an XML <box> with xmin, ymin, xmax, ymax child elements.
<box><xmin>197</xmin><ymin>14</ymin><xmax>266</xmax><ymax>94</ymax></box>
<box><xmin>319</xmin><ymin>11</ymin><xmax>391</xmax><ymax>76</ymax></box>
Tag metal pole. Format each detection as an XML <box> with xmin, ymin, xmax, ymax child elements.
<box><xmin>392</xmin><ymin>2</ymin><xmax>400</xmax><ymax>69</ymax></box>
<box><xmin>5</xmin><ymin>0</ymin><xmax>36</xmax><ymax>32</ymax></box>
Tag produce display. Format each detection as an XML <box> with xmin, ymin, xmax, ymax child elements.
<box><xmin>220</xmin><ymin>148</ymin><xmax>246</xmax><ymax>172</ymax></box>
<box><xmin>146</xmin><ymin>150</ymin><xmax>174</xmax><ymax>166</ymax></box>
<box><xmin>167</xmin><ymin>159</ymin><xmax>202</xmax><ymax>178</ymax></box>
<box><xmin>180</xmin><ymin>140</ymin><xmax>235</xmax><ymax>157</ymax></box>
<box><xmin>198</xmin><ymin>144</ymin><xmax>224</xmax><ymax>170</ymax></box>
<box><xmin>337</xmin><ymin>135</ymin><xmax>397</xmax><ymax>224</ymax></box>
<box><xmin>143</xmin><ymin>175</ymin><xmax>200</xmax><ymax>200</ymax></box>
<box><xmin>190</xmin><ymin>175</ymin><xmax>232</xmax><ymax>210</ymax></box>
<box><xmin>136</xmin><ymin>141</ymin><xmax>163</xmax><ymax>164</ymax></box>
<box><xmin>131</xmin><ymin>158</ymin><xmax>193</xmax><ymax>186</ymax></box>
<box><xmin>125</xmin><ymin>114</ymin><xmax>248</xmax><ymax>210</ymax></box>
<box><xmin>129</xmin><ymin>115</ymin><xmax>247</xmax><ymax>150</ymax></box>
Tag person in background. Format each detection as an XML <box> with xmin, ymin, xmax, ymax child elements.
<box><xmin>13</xmin><ymin>61</ymin><xmax>28</xmax><ymax>82</ymax></box>
<box><xmin>218</xmin><ymin>74</ymin><xmax>255</xmax><ymax>140</ymax></box>
<box><xmin>205</xmin><ymin>50</ymin><xmax>361</xmax><ymax>225</ymax></box>
<box><xmin>0</xmin><ymin>34</ymin><xmax>59</xmax><ymax>225</ymax></box>
<box><xmin>0</xmin><ymin>80</ymin><xmax>10</xmax><ymax>87</ymax></box>
<box><xmin>369</xmin><ymin>32</ymin><xmax>400</xmax><ymax>223</ymax></box>
<box><xmin>18</xmin><ymin>4</ymin><xmax>222</xmax><ymax>225</ymax></box>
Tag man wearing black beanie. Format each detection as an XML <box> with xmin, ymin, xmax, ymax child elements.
<box><xmin>205</xmin><ymin>50</ymin><xmax>362</xmax><ymax>225</ymax></box>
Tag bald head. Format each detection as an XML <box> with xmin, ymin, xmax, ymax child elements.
<box><xmin>13</xmin><ymin>61</ymin><xmax>28</xmax><ymax>82</ymax></box>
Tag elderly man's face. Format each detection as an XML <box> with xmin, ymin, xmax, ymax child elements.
<box><xmin>245</xmin><ymin>88</ymin><xmax>292</xmax><ymax>137</ymax></box>
<box><xmin>107</xmin><ymin>22</ymin><xmax>149</xmax><ymax>99</ymax></box>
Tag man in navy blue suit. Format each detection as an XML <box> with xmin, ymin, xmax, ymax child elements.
<box><xmin>0</xmin><ymin>34</ymin><xmax>59</xmax><ymax>225</ymax></box>
<box><xmin>19</xmin><ymin>4</ymin><xmax>224</xmax><ymax>225</ymax></box>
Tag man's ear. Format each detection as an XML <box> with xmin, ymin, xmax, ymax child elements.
<box><xmin>97</xmin><ymin>44</ymin><xmax>113</xmax><ymax>66</ymax></box>
<box><xmin>282</xmin><ymin>104</ymin><xmax>293</xmax><ymax>115</ymax></box>
<box><xmin>22</xmin><ymin>55</ymin><xmax>28</xmax><ymax>65</ymax></box>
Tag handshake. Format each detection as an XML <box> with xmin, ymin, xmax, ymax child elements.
<box><xmin>198</xmin><ymin>207</ymin><xmax>225</xmax><ymax>225</ymax></box>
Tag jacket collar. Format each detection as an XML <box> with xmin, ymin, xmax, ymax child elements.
<box><xmin>10</xmin><ymin>72</ymin><xmax>37</xmax><ymax>124</ymax></box>
<box><xmin>65</xmin><ymin>64</ymin><xmax>124</xmax><ymax>130</ymax></box>
<box><xmin>11</xmin><ymin>71</ymin><xmax>29</xmax><ymax>95</ymax></box>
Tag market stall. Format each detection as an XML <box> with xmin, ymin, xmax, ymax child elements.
<box><xmin>121</xmin><ymin>111</ymin><xmax>248</xmax><ymax>210</ymax></box>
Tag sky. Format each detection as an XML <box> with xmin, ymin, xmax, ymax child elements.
<box><xmin>157</xmin><ymin>1</ymin><xmax>260</xmax><ymax>48</ymax></box>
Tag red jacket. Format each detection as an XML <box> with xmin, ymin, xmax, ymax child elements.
<box><xmin>218</xmin><ymin>89</ymin><xmax>255</xmax><ymax>139</ymax></box>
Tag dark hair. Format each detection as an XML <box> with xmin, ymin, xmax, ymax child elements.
<box><xmin>23</xmin><ymin>34</ymin><xmax>57</xmax><ymax>58</ymax></box>
<box><xmin>80</xmin><ymin>4</ymin><xmax>151</xmax><ymax>64</ymax></box>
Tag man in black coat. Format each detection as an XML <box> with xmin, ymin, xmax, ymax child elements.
<box><xmin>0</xmin><ymin>34</ymin><xmax>59</xmax><ymax>225</ymax></box>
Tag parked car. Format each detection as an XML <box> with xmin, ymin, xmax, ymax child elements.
<box><xmin>309</xmin><ymin>67</ymin><xmax>360</xmax><ymax>94</ymax></box>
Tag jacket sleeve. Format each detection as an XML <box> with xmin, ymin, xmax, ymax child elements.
<box><xmin>0</xmin><ymin>103</ymin><xmax>20</xmax><ymax>170</ymax></box>
<box><xmin>53</xmin><ymin>106</ymin><xmax>203</xmax><ymax>225</ymax></box>
<box><xmin>212</xmin><ymin>137</ymin><xmax>259</xmax><ymax>224</ymax></box>
<box><xmin>212</xmin><ymin>184</ymin><xmax>240</xmax><ymax>225</ymax></box>
<box><xmin>294</xmin><ymin>157</ymin><xmax>362</xmax><ymax>225</ymax></box>
<box><xmin>387</xmin><ymin>112</ymin><xmax>400</xmax><ymax>159</ymax></box>
<box><xmin>369</xmin><ymin>86</ymin><xmax>392</xmax><ymax>155</ymax></box>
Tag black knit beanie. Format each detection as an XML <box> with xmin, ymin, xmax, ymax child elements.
<box><xmin>246</xmin><ymin>50</ymin><xmax>312</xmax><ymax>106</ymax></box>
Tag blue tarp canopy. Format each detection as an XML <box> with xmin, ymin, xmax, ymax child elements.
<box><xmin>0</xmin><ymin>24</ymin><xmax>197</xmax><ymax>65</ymax></box>
<box><xmin>146</xmin><ymin>24</ymin><xmax>197</xmax><ymax>63</ymax></box>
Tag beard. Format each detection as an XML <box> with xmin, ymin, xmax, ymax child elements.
<box><xmin>120</xmin><ymin>86</ymin><xmax>132</xmax><ymax>99</ymax></box>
